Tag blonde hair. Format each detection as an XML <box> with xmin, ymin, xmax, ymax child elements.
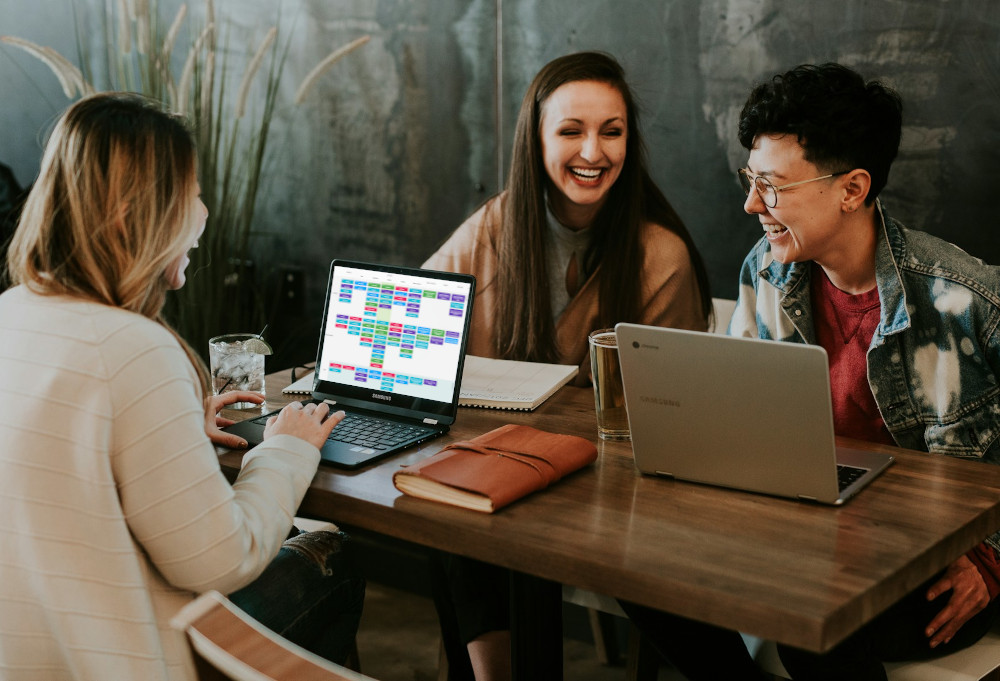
<box><xmin>7</xmin><ymin>92</ymin><xmax>210</xmax><ymax>390</ymax></box>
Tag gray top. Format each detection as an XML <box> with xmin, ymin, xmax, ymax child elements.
<box><xmin>545</xmin><ymin>204</ymin><xmax>593</xmax><ymax>321</ymax></box>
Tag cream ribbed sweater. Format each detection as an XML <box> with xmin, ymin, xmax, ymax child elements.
<box><xmin>0</xmin><ymin>286</ymin><xmax>321</xmax><ymax>680</ymax></box>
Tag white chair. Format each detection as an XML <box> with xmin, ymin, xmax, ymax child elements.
<box><xmin>293</xmin><ymin>516</ymin><xmax>340</xmax><ymax>534</ymax></box>
<box><xmin>172</xmin><ymin>590</ymin><xmax>376</xmax><ymax>681</ymax></box>
<box><xmin>561</xmin><ymin>586</ymin><xmax>659</xmax><ymax>680</ymax></box>
<box><xmin>884</xmin><ymin>626</ymin><xmax>1000</xmax><ymax>680</ymax></box>
<box><xmin>711</xmin><ymin>297</ymin><xmax>737</xmax><ymax>334</ymax></box>
<box><xmin>749</xmin><ymin>626</ymin><xmax>1000</xmax><ymax>681</ymax></box>
<box><xmin>562</xmin><ymin>585</ymin><xmax>628</xmax><ymax>664</ymax></box>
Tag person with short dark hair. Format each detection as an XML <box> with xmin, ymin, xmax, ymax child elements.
<box><xmin>621</xmin><ymin>62</ymin><xmax>1000</xmax><ymax>680</ymax></box>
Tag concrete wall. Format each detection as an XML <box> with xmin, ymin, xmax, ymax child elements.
<box><xmin>3</xmin><ymin>0</ymin><xmax>999</xmax><ymax>361</ymax></box>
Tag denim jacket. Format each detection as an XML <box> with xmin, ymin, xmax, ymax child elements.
<box><xmin>729</xmin><ymin>204</ymin><xmax>1000</xmax><ymax>516</ymax></box>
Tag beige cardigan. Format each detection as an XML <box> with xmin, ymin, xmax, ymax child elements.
<box><xmin>0</xmin><ymin>287</ymin><xmax>321</xmax><ymax>681</ymax></box>
<box><xmin>423</xmin><ymin>196</ymin><xmax>707</xmax><ymax>384</ymax></box>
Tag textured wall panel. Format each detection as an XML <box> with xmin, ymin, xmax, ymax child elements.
<box><xmin>2</xmin><ymin>0</ymin><xmax>999</xmax><ymax>361</ymax></box>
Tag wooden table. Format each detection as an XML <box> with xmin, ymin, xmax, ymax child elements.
<box><xmin>219</xmin><ymin>368</ymin><xmax>1000</xmax><ymax>679</ymax></box>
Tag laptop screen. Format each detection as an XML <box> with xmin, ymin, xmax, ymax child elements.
<box><xmin>312</xmin><ymin>260</ymin><xmax>475</xmax><ymax>422</ymax></box>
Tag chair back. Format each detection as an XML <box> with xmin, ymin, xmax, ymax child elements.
<box><xmin>710</xmin><ymin>298</ymin><xmax>737</xmax><ymax>334</ymax></box>
<box><xmin>171</xmin><ymin>590</ymin><xmax>375</xmax><ymax>681</ymax></box>
<box><xmin>750</xmin><ymin>625</ymin><xmax>1000</xmax><ymax>681</ymax></box>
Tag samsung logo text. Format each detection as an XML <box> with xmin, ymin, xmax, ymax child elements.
<box><xmin>640</xmin><ymin>396</ymin><xmax>680</xmax><ymax>408</ymax></box>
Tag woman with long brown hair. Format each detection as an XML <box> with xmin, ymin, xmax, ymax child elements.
<box><xmin>425</xmin><ymin>50</ymin><xmax>711</xmax><ymax>382</ymax></box>
<box><xmin>0</xmin><ymin>92</ymin><xmax>362</xmax><ymax>680</ymax></box>
<box><xmin>424</xmin><ymin>51</ymin><xmax>711</xmax><ymax>680</ymax></box>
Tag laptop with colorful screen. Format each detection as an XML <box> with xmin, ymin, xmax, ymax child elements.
<box><xmin>225</xmin><ymin>259</ymin><xmax>476</xmax><ymax>469</ymax></box>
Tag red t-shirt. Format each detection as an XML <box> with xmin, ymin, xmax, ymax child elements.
<box><xmin>810</xmin><ymin>264</ymin><xmax>894</xmax><ymax>446</ymax></box>
<box><xmin>811</xmin><ymin>263</ymin><xmax>1000</xmax><ymax>597</ymax></box>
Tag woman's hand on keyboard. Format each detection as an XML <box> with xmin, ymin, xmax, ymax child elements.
<box><xmin>263</xmin><ymin>401</ymin><xmax>346</xmax><ymax>450</ymax></box>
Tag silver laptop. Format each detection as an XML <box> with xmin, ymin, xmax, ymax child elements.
<box><xmin>615</xmin><ymin>323</ymin><xmax>894</xmax><ymax>505</ymax></box>
<box><xmin>225</xmin><ymin>260</ymin><xmax>475</xmax><ymax>470</ymax></box>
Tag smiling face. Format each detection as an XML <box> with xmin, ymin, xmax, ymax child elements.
<box><xmin>539</xmin><ymin>79</ymin><xmax>627</xmax><ymax>229</ymax></box>
<box><xmin>164</xmin><ymin>185</ymin><xmax>208</xmax><ymax>290</ymax></box>
<box><xmin>743</xmin><ymin>134</ymin><xmax>851</xmax><ymax>265</ymax></box>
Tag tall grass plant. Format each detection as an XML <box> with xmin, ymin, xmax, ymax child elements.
<box><xmin>3</xmin><ymin>0</ymin><xmax>367</xmax><ymax>355</ymax></box>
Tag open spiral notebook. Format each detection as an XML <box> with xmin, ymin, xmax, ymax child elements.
<box><xmin>284</xmin><ymin>355</ymin><xmax>578</xmax><ymax>411</ymax></box>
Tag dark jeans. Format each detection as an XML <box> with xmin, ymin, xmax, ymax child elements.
<box><xmin>620</xmin><ymin>570</ymin><xmax>1000</xmax><ymax>681</ymax></box>
<box><xmin>619</xmin><ymin>600</ymin><xmax>769</xmax><ymax>681</ymax></box>
<box><xmin>427</xmin><ymin>551</ymin><xmax>511</xmax><ymax>681</ymax></box>
<box><xmin>436</xmin><ymin>552</ymin><xmax>510</xmax><ymax>644</ymax></box>
<box><xmin>777</xmin><ymin>573</ymin><xmax>1000</xmax><ymax>680</ymax></box>
<box><xmin>229</xmin><ymin>528</ymin><xmax>366</xmax><ymax>665</ymax></box>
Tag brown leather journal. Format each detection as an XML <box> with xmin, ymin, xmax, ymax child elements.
<box><xmin>392</xmin><ymin>424</ymin><xmax>598</xmax><ymax>512</ymax></box>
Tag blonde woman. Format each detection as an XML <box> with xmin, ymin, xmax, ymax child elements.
<box><xmin>0</xmin><ymin>93</ymin><xmax>363</xmax><ymax>680</ymax></box>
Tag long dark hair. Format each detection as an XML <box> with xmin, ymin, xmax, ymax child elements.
<box><xmin>495</xmin><ymin>51</ymin><xmax>711</xmax><ymax>361</ymax></box>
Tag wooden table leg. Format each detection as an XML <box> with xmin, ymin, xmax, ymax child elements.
<box><xmin>510</xmin><ymin>571</ymin><xmax>563</xmax><ymax>681</ymax></box>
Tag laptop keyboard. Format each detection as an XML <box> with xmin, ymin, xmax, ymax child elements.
<box><xmin>327</xmin><ymin>413</ymin><xmax>434</xmax><ymax>451</ymax></box>
<box><xmin>249</xmin><ymin>410</ymin><xmax>434</xmax><ymax>452</ymax></box>
<box><xmin>837</xmin><ymin>464</ymin><xmax>867</xmax><ymax>491</ymax></box>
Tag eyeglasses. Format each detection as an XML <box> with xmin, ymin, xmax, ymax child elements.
<box><xmin>738</xmin><ymin>168</ymin><xmax>848</xmax><ymax>208</ymax></box>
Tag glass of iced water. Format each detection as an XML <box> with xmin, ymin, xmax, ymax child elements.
<box><xmin>209</xmin><ymin>333</ymin><xmax>268</xmax><ymax>408</ymax></box>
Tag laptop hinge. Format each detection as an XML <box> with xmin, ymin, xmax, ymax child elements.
<box><xmin>423</xmin><ymin>418</ymin><xmax>439</xmax><ymax>425</ymax></box>
<box><xmin>323</xmin><ymin>399</ymin><xmax>338</xmax><ymax>406</ymax></box>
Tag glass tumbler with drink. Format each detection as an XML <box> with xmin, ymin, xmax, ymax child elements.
<box><xmin>208</xmin><ymin>333</ymin><xmax>271</xmax><ymax>409</ymax></box>
<box><xmin>588</xmin><ymin>328</ymin><xmax>630</xmax><ymax>441</ymax></box>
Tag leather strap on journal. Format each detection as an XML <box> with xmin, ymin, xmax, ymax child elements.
<box><xmin>392</xmin><ymin>424</ymin><xmax>597</xmax><ymax>512</ymax></box>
